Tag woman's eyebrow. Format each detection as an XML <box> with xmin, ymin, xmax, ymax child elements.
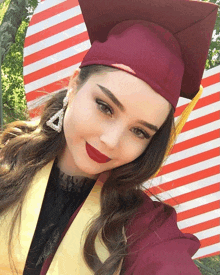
<box><xmin>97</xmin><ymin>84</ymin><xmax>159</xmax><ymax>132</ymax></box>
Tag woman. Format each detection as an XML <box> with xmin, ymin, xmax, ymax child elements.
<box><xmin>0</xmin><ymin>0</ymin><xmax>218</xmax><ymax>274</ymax></box>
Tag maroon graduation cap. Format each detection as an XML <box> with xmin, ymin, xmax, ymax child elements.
<box><xmin>78</xmin><ymin>0</ymin><xmax>218</xmax><ymax>109</ymax></box>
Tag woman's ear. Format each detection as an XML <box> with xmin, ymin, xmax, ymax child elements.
<box><xmin>68</xmin><ymin>68</ymin><xmax>80</xmax><ymax>90</ymax></box>
<box><xmin>67</xmin><ymin>68</ymin><xmax>81</xmax><ymax>103</ymax></box>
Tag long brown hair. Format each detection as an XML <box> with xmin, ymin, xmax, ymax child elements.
<box><xmin>0</xmin><ymin>65</ymin><xmax>175</xmax><ymax>274</ymax></box>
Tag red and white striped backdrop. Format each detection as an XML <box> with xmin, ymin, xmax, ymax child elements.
<box><xmin>147</xmin><ymin>65</ymin><xmax>220</xmax><ymax>259</ymax></box>
<box><xmin>23</xmin><ymin>0</ymin><xmax>220</xmax><ymax>260</ymax></box>
<box><xmin>23</xmin><ymin>0</ymin><xmax>90</xmax><ymax>117</ymax></box>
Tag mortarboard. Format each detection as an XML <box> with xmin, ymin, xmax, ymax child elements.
<box><xmin>78</xmin><ymin>0</ymin><xmax>218</xmax><ymax>109</ymax></box>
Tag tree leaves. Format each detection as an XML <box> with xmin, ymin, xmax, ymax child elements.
<box><xmin>0</xmin><ymin>0</ymin><xmax>26</xmax><ymax>63</ymax></box>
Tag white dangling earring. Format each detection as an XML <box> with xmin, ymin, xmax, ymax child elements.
<box><xmin>46</xmin><ymin>94</ymin><xmax>69</xmax><ymax>133</ymax></box>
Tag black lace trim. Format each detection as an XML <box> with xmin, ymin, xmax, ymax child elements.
<box><xmin>36</xmin><ymin>164</ymin><xmax>96</xmax><ymax>264</ymax></box>
<box><xmin>23</xmin><ymin>160</ymin><xmax>96</xmax><ymax>274</ymax></box>
<box><xmin>57</xmin><ymin>166</ymin><xmax>95</xmax><ymax>193</ymax></box>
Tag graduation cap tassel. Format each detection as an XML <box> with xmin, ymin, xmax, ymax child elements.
<box><xmin>173</xmin><ymin>85</ymin><xmax>203</xmax><ymax>142</ymax></box>
<box><xmin>152</xmin><ymin>85</ymin><xmax>203</xmax><ymax>178</ymax></box>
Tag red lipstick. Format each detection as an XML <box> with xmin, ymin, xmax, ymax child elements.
<box><xmin>86</xmin><ymin>142</ymin><xmax>111</xmax><ymax>163</ymax></box>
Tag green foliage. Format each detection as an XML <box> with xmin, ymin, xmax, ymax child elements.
<box><xmin>202</xmin><ymin>0</ymin><xmax>220</xmax><ymax>69</ymax></box>
<box><xmin>26</xmin><ymin>0</ymin><xmax>39</xmax><ymax>11</ymax></box>
<box><xmin>194</xmin><ymin>255</ymin><xmax>220</xmax><ymax>275</ymax></box>
<box><xmin>1</xmin><ymin>0</ymin><xmax>27</xmax><ymax>63</ymax></box>
<box><xmin>0</xmin><ymin>0</ymin><xmax>11</xmax><ymax>24</ymax></box>
<box><xmin>1</xmin><ymin>19</ymin><xmax>29</xmax><ymax>124</ymax></box>
<box><xmin>0</xmin><ymin>0</ymin><xmax>39</xmax><ymax>125</ymax></box>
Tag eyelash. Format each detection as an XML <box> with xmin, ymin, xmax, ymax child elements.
<box><xmin>95</xmin><ymin>98</ymin><xmax>151</xmax><ymax>140</ymax></box>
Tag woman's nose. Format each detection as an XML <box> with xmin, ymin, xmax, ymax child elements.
<box><xmin>100</xmin><ymin>125</ymin><xmax>125</xmax><ymax>149</ymax></box>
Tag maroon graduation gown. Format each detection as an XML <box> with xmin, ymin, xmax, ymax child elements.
<box><xmin>41</xmin><ymin>191</ymin><xmax>201</xmax><ymax>274</ymax></box>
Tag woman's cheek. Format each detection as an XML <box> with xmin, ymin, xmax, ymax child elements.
<box><xmin>71</xmin><ymin>106</ymin><xmax>98</xmax><ymax>133</ymax></box>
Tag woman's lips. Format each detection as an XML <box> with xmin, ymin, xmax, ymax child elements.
<box><xmin>86</xmin><ymin>142</ymin><xmax>111</xmax><ymax>163</ymax></box>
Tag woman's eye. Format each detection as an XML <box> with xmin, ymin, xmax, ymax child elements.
<box><xmin>132</xmin><ymin>128</ymin><xmax>151</xmax><ymax>139</ymax></box>
<box><xmin>95</xmin><ymin>98</ymin><xmax>151</xmax><ymax>140</ymax></box>
<box><xmin>96</xmin><ymin>99</ymin><xmax>113</xmax><ymax>116</ymax></box>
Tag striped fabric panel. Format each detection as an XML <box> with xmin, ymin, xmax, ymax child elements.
<box><xmin>23</xmin><ymin>0</ymin><xmax>220</xmax><ymax>259</ymax></box>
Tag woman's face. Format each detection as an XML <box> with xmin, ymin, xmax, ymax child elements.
<box><xmin>57</xmin><ymin>69</ymin><xmax>171</xmax><ymax>179</ymax></box>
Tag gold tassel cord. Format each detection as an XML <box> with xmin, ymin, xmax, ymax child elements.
<box><xmin>153</xmin><ymin>84</ymin><xmax>204</xmax><ymax>178</ymax></box>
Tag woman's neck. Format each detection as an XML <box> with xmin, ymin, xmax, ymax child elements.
<box><xmin>56</xmin><ymin>151</ymin><xmax>99</xmax><ymax>180</ymax></box>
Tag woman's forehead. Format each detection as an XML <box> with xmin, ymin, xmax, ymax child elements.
<box><xmin>82</xmin><ymin>70</ymin><xmax>171</xmax><ymax>127</ymax></box>
<box><xmin>86</xmin><ymin>70</ymin><xmax>170</xmax><ymax>107</ymax></box>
